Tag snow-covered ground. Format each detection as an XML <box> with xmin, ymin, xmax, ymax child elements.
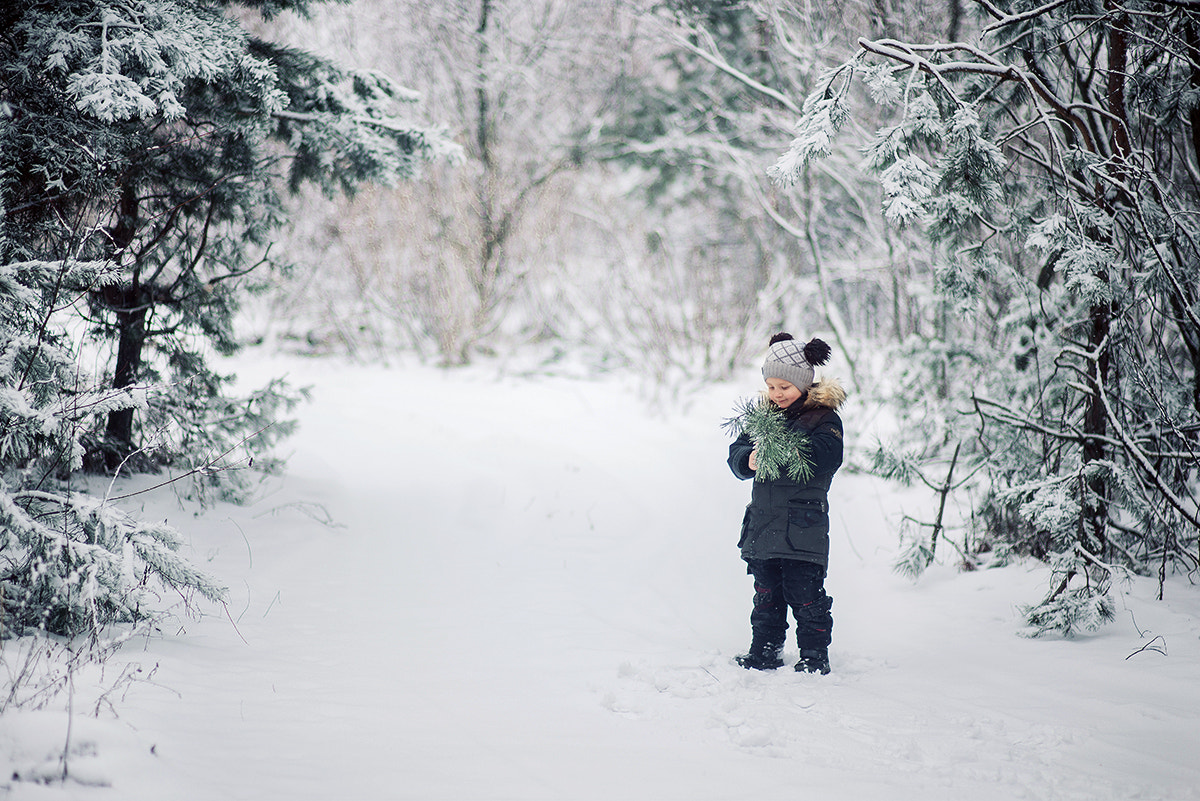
<box><xmin>3</xmin><ymin>353</ymin><xmax>1199</xmax><ymax>800</ymax></box>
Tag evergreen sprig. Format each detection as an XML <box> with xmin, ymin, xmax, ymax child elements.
<box><xmin>723</xmin><ymin>397</ymin><xmax>814</xmax><ymax>482</ymax></box>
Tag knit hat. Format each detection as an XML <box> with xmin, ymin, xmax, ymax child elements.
<box><xmin>761</xmin><ymin>332</ymin><xmax>831</xmax><ymax>388</ymax></box>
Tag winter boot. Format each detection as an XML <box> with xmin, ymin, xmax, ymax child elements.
<box><xmin>735</xmin><ymin>641</ymin><xmax>785</xmax><ymax>671</ymax></box>
<box><xmin>794</xmin><ymin>648</ymin><xmax>831</xmax><ymax>675</ymax></box>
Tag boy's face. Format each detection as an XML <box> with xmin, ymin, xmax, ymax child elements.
<box><xmin>766</xmin><ymin>378</ymin><xmax>803</xmax><ymax>409</ymax></box>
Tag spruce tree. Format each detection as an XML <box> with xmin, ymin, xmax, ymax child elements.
<box><xmin>0</xmin><ymin>0</ymin><xmax>453</xmax><ymax>636</ymax></box>
<box><xmin>1</xmin><ymin>0</ymin><xmax>453</xmax><ymax>480</ymax></box>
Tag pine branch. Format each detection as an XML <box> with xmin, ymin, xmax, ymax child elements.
<box><xmin>724</xmin><ymin>397</ymin><xmax>815</xmax><ymax>482</ymax></box>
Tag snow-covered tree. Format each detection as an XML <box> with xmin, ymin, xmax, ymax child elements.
<box><xmin>769</xmin><ymin>0</ymin><xmax>1200</xmax><ymax>633</ymax></box>
<box><xmin>250</xmin><ymin>0</ymin><xmax>625</xmax><ymax>365</ymax></box>
<box><xmin>0</xmin><ymin>0</ymin><xmax>453</xmax><ymax>477</ymax></box>
<box><xmin>0</xmin><ymin>258</ymin><xmax>227</xmax><ymax>636</ymax></box>
<box><xmin>604</xmin><ymin>0</ymin><xmax>959</xmax><ymax>384</ymax></box>
<box><xmin>0</xmin><ymin>0</ymin><xmax>452</xmax><ymax>636</ymax></box>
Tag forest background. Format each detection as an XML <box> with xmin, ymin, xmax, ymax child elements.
<box><xmin>1</xmin><ymin>0</ymin><xmax>1198</xmax><ymax>726</ymax></box>
<box><xmin>252</xmin><ymin>0</ymin><xmax>1200</xmax><ymax>635</ymax></box>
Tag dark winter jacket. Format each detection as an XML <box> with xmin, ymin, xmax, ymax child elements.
<box><xmin>727</xmin><ymin>379</ymin><xmax>846</xmax><ymax>567</ymax></box>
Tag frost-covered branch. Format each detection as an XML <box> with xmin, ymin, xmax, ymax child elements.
<box><xmin>665</xmin><ymin>20</ymin><xmax>800</xmax><ymax>115</ymax></box>
<box><xmin>1096</xmin><ymin>361</ymin><xmax>1200</xmax><ymax>530</ymax></box>
<box><xmin>857</xmin><ymin>38</ymin><xmax>1097</xmax><ymax>154</ymax></box>
<box><xmin>979</xmin><ymin>0</ymin><xmax>1081</xmax><ymax>33</ymax></box>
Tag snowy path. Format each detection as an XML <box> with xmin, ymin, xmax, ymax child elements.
<box><xmin>4</xmin><ymin>358</ymin><xmax>1199</xmax><ymax>800</ymax></box>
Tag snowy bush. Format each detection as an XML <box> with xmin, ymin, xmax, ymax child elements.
<box><xmin>0</xmin><ymin>486</ymin><xmax>227</xmax><ymax>637</ymax></box>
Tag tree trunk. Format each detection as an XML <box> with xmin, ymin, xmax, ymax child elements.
<box><xmin>946</xmin><ymin>0</ymin><xmax>962</xmax><ymax>42</ymax></box>
<box><xmin>1105</xmin><ymin>7</ymin><xmax>1132</xmax><ymax>186</ymax></box>
<box><xmin>469</xmin><ymin>0</ymin><xmax>501</xmax><ymax>360</ymax></box>
<box><xmin>102</xmin><ymin>184</ymin><xmax>145</xmax><ymax>466</ymax></box>
<box><xmin>1168</xmin><ymin>288</ymin><xmax>1200</xmax><ymax>417</ymax></box>
<box><xmin>104</xmin><ymin>301</ymin><xmax>148</xmax><ymax>453</ymax></box>
<box><xmin>1181</xmin><ymin>21</ymin><xmax>1200</xmax><ymax>416</ymax></box>
<box><xmin>1186</xmin><ymin>22</ymin><xmax>1200</xmax><ymax>174</ymax></box>
<box><xmin>1077</xmin><ymin>8</ymin><xmax>1133</xmax><ymax>556</ymax></box>
<box><xmin>1082</xmin><ymin>299</ymin><xmax>1111</xmax><ymax>555</ymax></box>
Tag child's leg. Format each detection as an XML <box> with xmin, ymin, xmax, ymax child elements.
<box><xmin>746</xmin><ymin>559</ymin><xmax>789</xmax><ymax>648</ymax></box>
<box><xmin>780</xmin><ymin>560</ymin><xmax>833</xmax><ymax>653</ymax></box>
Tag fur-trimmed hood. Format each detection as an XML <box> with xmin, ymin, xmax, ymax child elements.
<box><xmin>800</xmin><ymin>378</ymin><xmax>846</xmax><ymax>413</ymax></box>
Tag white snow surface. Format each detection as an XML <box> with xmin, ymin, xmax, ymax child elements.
<box><xmin>3</xmin><ymin>354</ymin><xmax>1199</xmax><ymax>801</ymax></box>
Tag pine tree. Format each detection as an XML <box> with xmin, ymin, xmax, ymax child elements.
<box><xmin>0</xmin><ymin>0</ymin><xmax>454</xmax><ymax>636</ymax></box>
<box><xmin>723</xmin><ymin>397</ymin><xmax>815</xmax><ymax>482</ymax></box>
<box><xmin>0</xmin><ymin>0</ymin><xmax>454</xmax><ymax>478</ymax></box>
<box><xmin>768</xmin><ymin>0</ymin><xmax>1200</xmax><ymax>633</ymax></box>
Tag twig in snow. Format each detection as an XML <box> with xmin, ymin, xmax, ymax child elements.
<box><xmin>1125</xmin><ymin>635</ymin><xmax>1167</xmax><ymax>660</ymax></box>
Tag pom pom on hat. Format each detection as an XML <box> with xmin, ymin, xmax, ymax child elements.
<box><xmin>762</xmin><ymin>332</ymin><xmax>831</xmax><ymax>388</ymax></box>
<box><xmin>803</xmin><ymin>338</ymin><xmax>831</xmax><ymax>367</ymax></box>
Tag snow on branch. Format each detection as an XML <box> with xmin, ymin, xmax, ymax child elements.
<box><xmin>663</xmin><ymin>18</ymin><xmax>800</xmax><ymax>115</ymax></box>
<box><xmin>768</xmin><ymin>64</ymin><xmax>855</xmax><ymax>186</ymax></box>
<box><xmin>856</xmin><ymin>38</ymin><xmax>1098</xmax><ymax>155</ymax></box>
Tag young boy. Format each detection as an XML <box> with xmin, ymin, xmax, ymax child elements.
<box><xmin>727</xmin><ymin>332</ymin><xmax>845</xmax><ymax>674</ymax></box>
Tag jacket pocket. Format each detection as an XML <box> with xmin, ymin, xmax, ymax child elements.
<box><xmin>737</xmin><ymin>506</ymin><xmax>752</xmax><ymax>548</ymax></box>
<box><xmin>785</xmin><ymin>501</ymin><xmax>829</xmax><ymax>550</ymax></box>
<box><xmin>787</xmin><ymin>499</ymin><xmax>827</xmax><ymax>527</ymax></box>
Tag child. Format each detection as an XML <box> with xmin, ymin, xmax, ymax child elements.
<box><xmin>726</xmin><ymin>332</ymin><xmax>846</xmax><ymax>674</ymax></box>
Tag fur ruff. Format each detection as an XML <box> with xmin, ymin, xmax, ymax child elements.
<box><xmin>801</xmin><ymin>378</ymin><xmax>846</xmax><ymax>412</ymax></box>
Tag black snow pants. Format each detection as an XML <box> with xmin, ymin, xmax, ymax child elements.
<box><xmin>746</xmin><ymin>558</ymin><xmax>833</xmax><ymax>652</ymax></box>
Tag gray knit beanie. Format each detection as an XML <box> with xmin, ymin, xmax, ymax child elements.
<box><xmin>761</xmin><ymin>333</ymin><xmax>831</xmax><ymax>388</ymax></box>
